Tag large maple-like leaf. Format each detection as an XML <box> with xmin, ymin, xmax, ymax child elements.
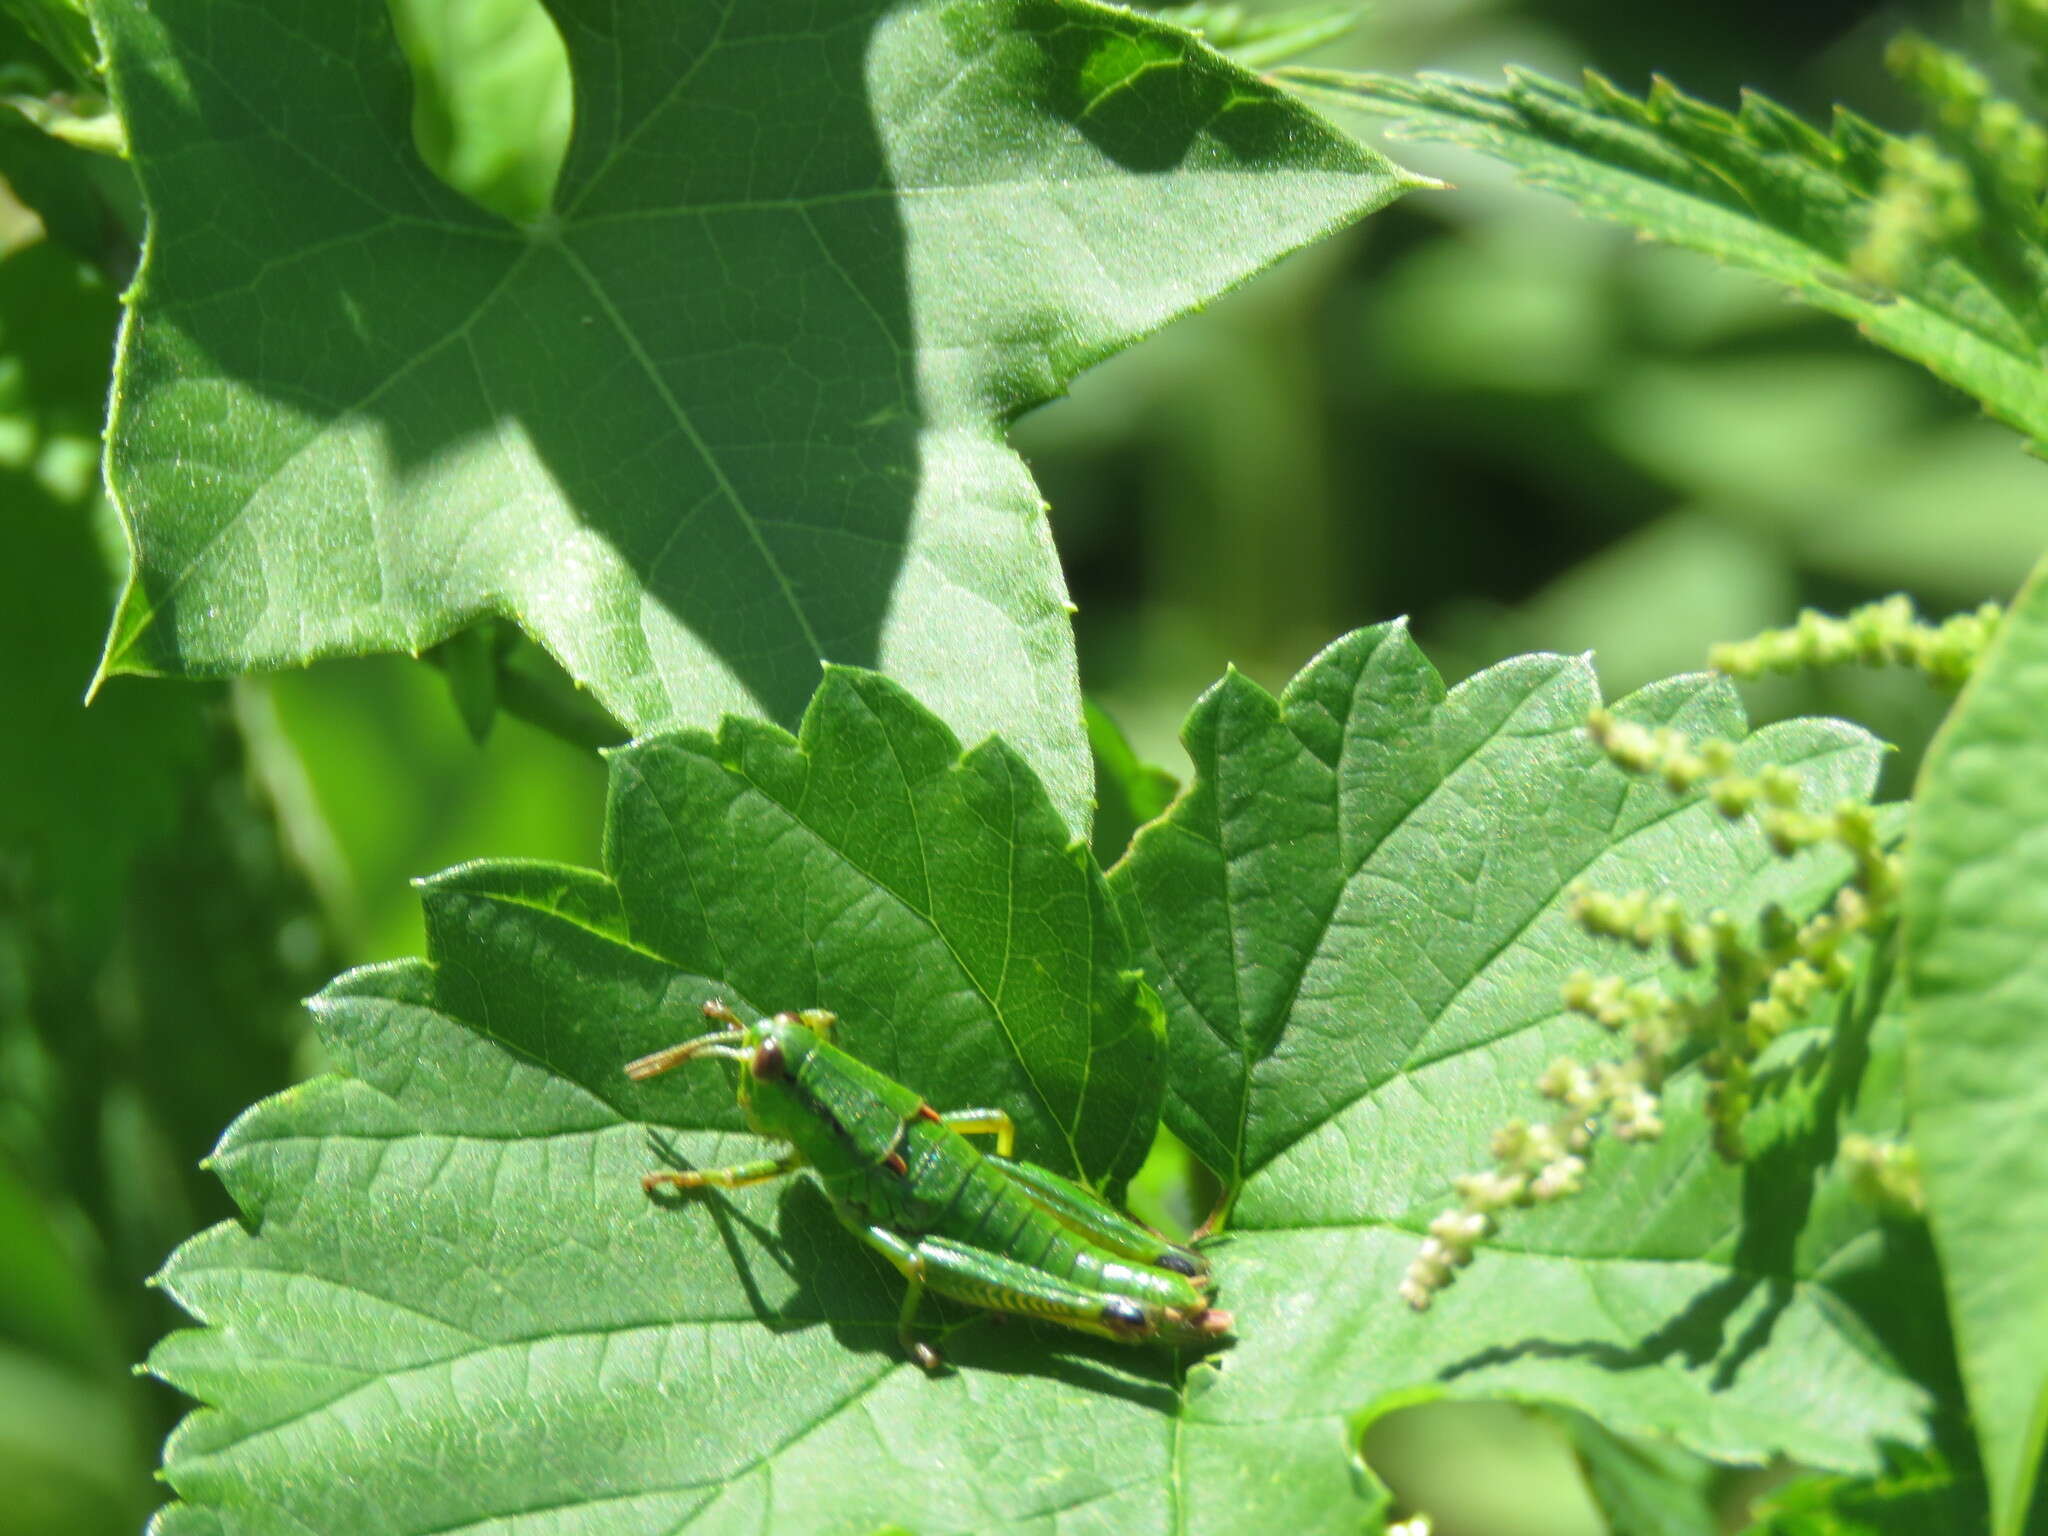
<box><xmin>151</xmin><ymin>635</ymin><xmax>1941</xmax><ymax>1533</ymax></box>
<box><xmin>1111</xmin><ymin>624</ymin><xmax>1936</xmax><ymax>1475</ymax></box>
<box><xmin>89</xmin><ymin>0</ymin><xmax>1416</xmax><ymax>830</ymax></box>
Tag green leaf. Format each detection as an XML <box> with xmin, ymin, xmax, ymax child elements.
<box><xmin>1149</xmin><ymin>3</ymin><xmax>1362</xmax><ymax>69</ymax></box>
<box><xmin>153</xmin><ymin>635</ymin><xmax>1946</xmax><ymax>1531</ymax></box>
<box><xmin>149</xmin><ymin>667</ymin><xmax>1192</xmax><ymax>1534</ymax></box>
<box><xmin>386</xmin><ymin>0</ymin><xmax>572</xmax><ymax>226</ymax></box>
<box><xmin>0</xmin><ymin>3</ymin><xmax>143</xmax><ymax>285</ymax></box>
<box><xmin>91</xmin><ymin>0</ymin><xmax>1417</xmax><ymax>834</ymax></box>
<box><xmin>600</xmin><ymin>667</ymin><xmax>1165</xmax><ymax>1186</ymax></box>
<box><xmin>1559</xmin><ymin>1411</ymin><xmax>1720</xmax><ymax>1536</ymax></box>
<box><xmin>1745</xmin><ymin>1447</ymin><xmax>1987</xmax><ymax>1535</ymax></box>
<box><xmin>1903</xmin><ymin>550</ymin><xmax>2048</xmax><ymax>1536</ymax></box>
<box><xmin>1111</xmin><ymin>623</ymin><xmax>1934</xmax><ymax>1472</ymax></box>
<box><xmin>0</xmin><ymin>107</ymin><xmax>140</xmax><ymax>283</ymax></box>
<box><xmin>427</xmin><ymin>620</ymin><xmax>501</xmax><ymax>744</ymax></box>
<box><xmin>1287</xmin><ymin>67</ymin><xmax>2048</xmax><ymax>451</ymax></box>
<box><xmin>0</xmin><ymin>0</ymin><xmax>97</xmax><ymax>84</ymax></box>
<box><xmin>1086</xmin><ymin>697</ymin><xmax>1179</xmax><ymax>868</ymax></box>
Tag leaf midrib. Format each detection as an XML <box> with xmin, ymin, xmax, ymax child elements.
<box><xmin>1234</xmin><ymin>726</ymin><xmax>1871</xmax><ymax>1186</ymax></box>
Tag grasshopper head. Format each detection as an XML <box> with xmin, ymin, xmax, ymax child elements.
<box><xmin>623</xmin><ymin>1001</ymin><xmax>837</xmax><ymax>1139</ymax></box>
<box><xmin>730</xmin><ymin>1009</ymin><xmax>832</xmax><ymax>1140</ymax></box>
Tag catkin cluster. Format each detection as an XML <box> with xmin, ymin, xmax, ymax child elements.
<box><xmin>1399</xmin><ymin>595</ymin><xmax>1996</xmax><ymax>1311</ymax></box>
<box><xmin>1400</xmin><ymin>709</ymin><xmax>1902</xmax><ymax>1311</ymax></box>
<box><xmin>1852</xmin><ymin>31</ymin><xmax>2048</xmax><ymax>285</ymax></box>
<box><xmin>1708</xmin><ymin>594</ymin><xmax>2002</xmax><ymax>689</ymax></box>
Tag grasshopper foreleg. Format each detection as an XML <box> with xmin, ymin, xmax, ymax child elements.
<box><xmin>856</xmin><ymin>1225</ymin><xmax>943</xmax><ymax>1372</ymax></box>
<box><xmin>641</xmin><ymin>1146</ymin><xmax>804</xmax><ymax>1195</ymax></box>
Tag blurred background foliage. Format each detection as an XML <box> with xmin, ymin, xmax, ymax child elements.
<box><xmin>0</xmin><ymin>0</ymin><xmax>2035</xmax><ymax>1531</ymax></box>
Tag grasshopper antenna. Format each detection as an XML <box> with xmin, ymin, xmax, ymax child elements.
<box><xmin>624</xmin><ymin>1016</ymin><xmax>751</xmax><ymax>1080</ymax></box>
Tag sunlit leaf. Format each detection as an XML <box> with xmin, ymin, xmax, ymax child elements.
<box><xmin>1903</xmin><ymin>550</ymin><xmax>2048</xmax><ymax>1536</ymax></box>
<box><xmin>93</xmin><ymin>0</ymin><xmax>1416</xmax><ymax>833</ymax></box>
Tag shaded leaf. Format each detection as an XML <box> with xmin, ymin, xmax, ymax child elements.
<box><xmin>1086</xmin><ymin>698</ymin><xmax>1179</xmax><ymax>868</ymax></box>
<box><xmin>92</xmin><ymin>0</ymin><xmax>1417</xmax><ymax>833</ymax></box>
<box><xmin>1745</xmin><ymin>1447</ymin><xmax>1987</xmax><ymax>1535</ymax></box>
<box><xmin>426</xmin><ymin>620</ymin><xmax>501</xmax><ymax>744</ymax></box>
<box><xmin>0</xmin><ymin>0</ymin><xmax>96</xmax><ymax>84</ymax></box>
<box><xmin>1560</xmin><ymin>1410</ymin><xmax>1720</xmax><ymax>1536</ymax></box>
<box><xmin>1150</xmin><ymin>3</ymin><xmax>1361</xmax><ymax>69</ymax></box>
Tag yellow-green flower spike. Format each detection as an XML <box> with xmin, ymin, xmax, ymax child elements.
<box><xmin>1410</xmin><ymin>695</ymin><xmax>1909</xmax><ymax>1308</ymax></box>
<box><xmin>1886</xmin><ymin>32</ymin><xmax>2048</xmax><ymax>218</ymax></box>
<box><xmin>1710</xmin><ymin>596</ymin><xmax>2004</xmax><ymax>687</ymax></box>
<box><xmin>1841</xmin><ymin>1133</ymin><xmax>1928</xmax><ymax>1217</ymax></box>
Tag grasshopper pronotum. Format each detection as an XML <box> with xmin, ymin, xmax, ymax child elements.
<box><xmin>627</xmin><ymin>1001</ymin><xmax>1232</xmax><ymax>1371</ymax></box>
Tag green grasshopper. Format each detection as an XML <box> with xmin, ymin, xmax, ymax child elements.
<box><xmin>626</xmin><ymin>1000</ymin><xmax>1232</xmax><ymax>1371</ymax></box>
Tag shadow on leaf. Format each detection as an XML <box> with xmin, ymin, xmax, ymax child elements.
<box><xmin>643</xmin><ymin>1133</ymin><xmax>1191</xmax><ymax>1413</ymax></box>
<box><xmin>1443</xmin><ymin>937</ymin><xmax>1897</xmax><ymax>1393</ymax></box>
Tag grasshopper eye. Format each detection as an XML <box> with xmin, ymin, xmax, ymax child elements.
<box><xmin>750</xmin><ymin>1038</ymin><xmax>787</xmax><ymax>1081</ymax></box>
